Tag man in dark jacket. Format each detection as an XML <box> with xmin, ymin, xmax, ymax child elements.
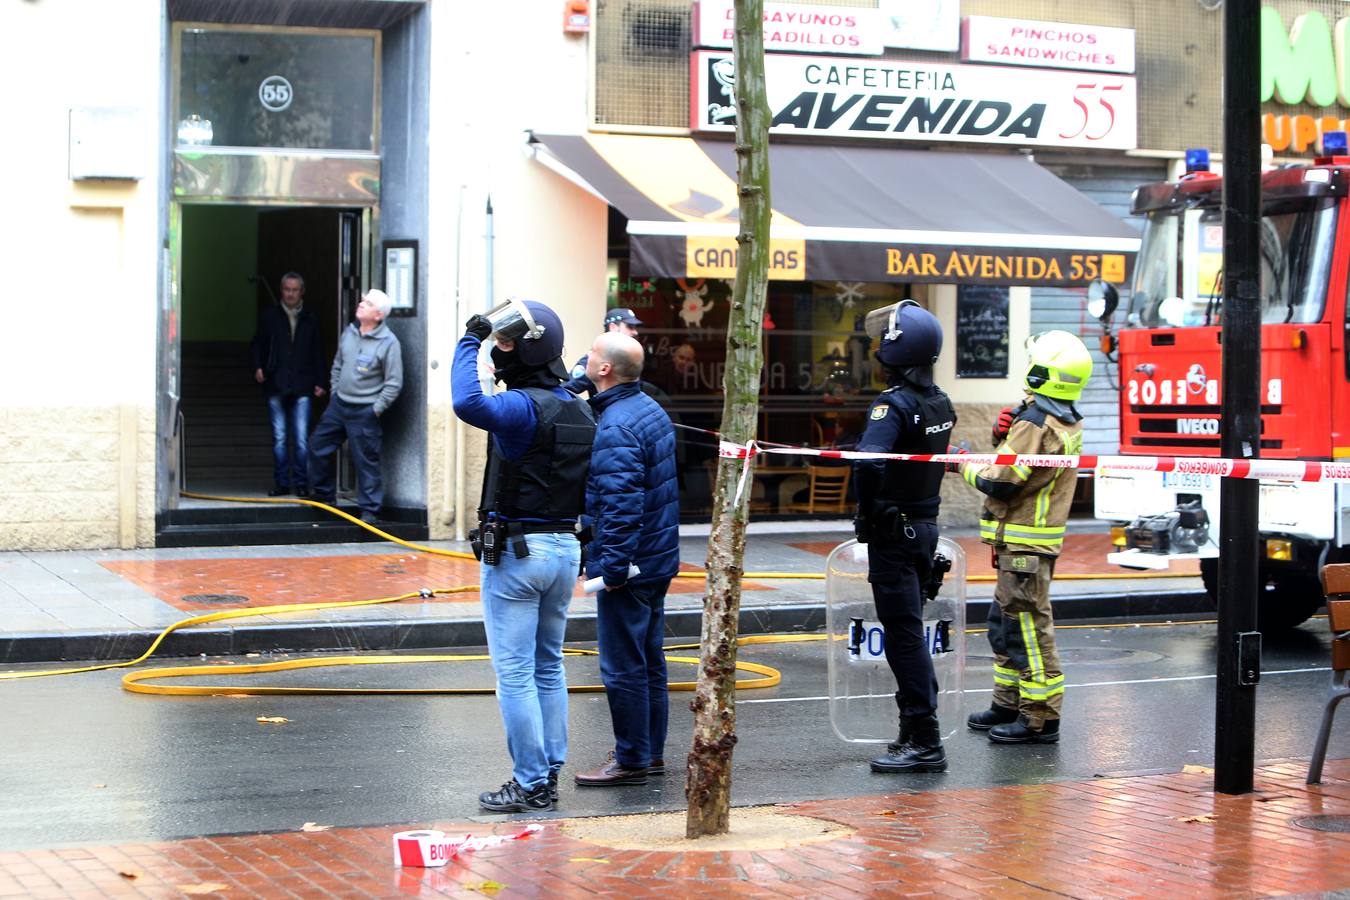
<box><xmin>574</xmin><ymin>332</ymin><xmax>680</xmax><ymax>787</ymax></box>
<box><xmin>249</xmin><ymin>272</ymin><xmax>326</xmax><ymax>496</ymax></box>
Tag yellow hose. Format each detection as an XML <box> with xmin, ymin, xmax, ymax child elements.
<box><xmin>0</xmin><ymin>491</ymin><xmax>1196</xmax><ymax>687</ymax></box>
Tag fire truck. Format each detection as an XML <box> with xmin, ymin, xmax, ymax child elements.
<box><xmin>1090</xmin><ymin>140</ymin><xmax>1350</xmax><ymax>630</ymax></box>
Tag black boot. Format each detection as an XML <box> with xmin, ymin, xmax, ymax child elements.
<box><xmin>967</xmin><ymin>703</ymin><xmax>1019</xmax><ymax>732</ymax></box>
<box><xmin>885</xmin><ymin>717</ymin><xmax>911</xmax><ymax>754</ymax></box>
<box><xmin>989</xmin><ymin>715</ymin><xmax>1060</xmax><ymax>744</ymax></box>
<box><xmin>870</xmin><ymin>715</ymin><xmax>947</xmax><ymax>773</ymax></box>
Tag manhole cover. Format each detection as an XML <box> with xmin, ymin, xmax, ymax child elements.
<box><xmin>181</xmin><ymin>594</ymin><xmax>249</xmax><ymax>605</ymax></box>
<box><xmin>1292</xmin><ymin>815</ymin><xmax>1350</xmax><ymax>833</ymax></box>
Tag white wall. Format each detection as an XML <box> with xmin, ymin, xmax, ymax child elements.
<box><xmin>0</xmin><ymin>1</ymin><xmax>163</xmax><ymax>548</ymax></box>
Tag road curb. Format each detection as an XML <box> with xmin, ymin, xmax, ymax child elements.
<box><xmin>0</xmin><ymin>589</ymin><xmax>1212</xmax><ymax>664</ymax></box>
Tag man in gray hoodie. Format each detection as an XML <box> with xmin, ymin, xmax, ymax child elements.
<box><xmin>307</xmin><ymin>289</ymin><xmax>403</xmax><ymax>523</ymax></box>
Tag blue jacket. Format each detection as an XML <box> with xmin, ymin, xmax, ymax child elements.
<box><xmin>584</xmin><ymin>381</ymin><xmax>680</xmax><ymax>587</ymax></box>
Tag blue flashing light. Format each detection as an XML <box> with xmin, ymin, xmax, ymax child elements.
<box><xmin>1323</xmin><ymin>130</ymin><xmax>1348</xmax><ymax>155</ymax></box>
<box><xmin>1185</xmin><ymin>148</ymin><xmax>1210</xmax><ymax>173</ymax></box>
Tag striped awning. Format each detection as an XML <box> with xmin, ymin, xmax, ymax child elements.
<box><xmin>529</xmin><ymin>133</ymin><xmax>1140</xmax><ymax>287</ymax></box>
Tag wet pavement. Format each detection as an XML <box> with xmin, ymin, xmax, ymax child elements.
<box><xmin>0</xmin><ymin>618</ymin><xmax>1341</xmax><ymax>851</ymax></box>
<box><xmin>2</xmin><ymin>759</ymin><xmax>1346</xmax><ymax>898</ymax></box>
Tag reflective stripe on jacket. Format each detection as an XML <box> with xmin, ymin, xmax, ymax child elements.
<box><xmin>960</xmin><ymin>400</ymin><xmax>1083</xmax><ymax>557</ymax></box>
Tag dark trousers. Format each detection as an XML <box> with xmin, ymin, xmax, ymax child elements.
<box><xmin>596</xmin><ymin>578</ymin><xmax>672</xmax><ymax>769</ymax></box>
<box><xmin>867</xmin><ymin>522</ymin><xmax>940</xmax><ymax>719</ymax></box>
<box><xmin>307</xmin><ymin>398</ymin><xmax>383</xmax><ymax>514</ymax></box>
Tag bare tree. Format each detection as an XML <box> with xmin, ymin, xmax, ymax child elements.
<box><xmin>685</xmin><ymin>0</ymin><xmax>772</xmax><ymax>839</ymax></box>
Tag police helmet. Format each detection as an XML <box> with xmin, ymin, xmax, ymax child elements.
<box><xmin>515</xmin><ymin>300</ymin><xmax>566</xmax><ymax>367</ymax></box>
<box><xmin>865</xmin><ymin>300</ymin><xmax>943</xmax><ymax>369</ymax></box>
<box><xmin>1024</xmin><ymin>331</ymin><xmax>1093</xmax><ymax>401</ymax></box>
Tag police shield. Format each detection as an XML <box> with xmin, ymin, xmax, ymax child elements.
<box><xmin>825</xmin><ymin>537</ymin><xmax>966</xmax><ymax>742</ymax></box>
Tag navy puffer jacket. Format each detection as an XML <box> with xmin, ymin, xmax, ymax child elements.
<box><xmin>584</xmin><ymin>381</ymin><xmax>681</xmax><ymax>586</ymax></box>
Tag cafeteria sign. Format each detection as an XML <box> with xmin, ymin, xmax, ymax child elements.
<box><xmin>692</xmin><ymin>50</ymin><xmax>1137</xmax><ymax>150</ymax></box>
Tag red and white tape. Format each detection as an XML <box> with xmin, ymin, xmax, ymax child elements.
<box><xmin>716</xmin><ymin>440</ymin><xmax>1350</xmax><ymax>483</ymax></box>
<box><xmin>392</xmin><ymin>824</ymin><xmax>542</xmax><ymax>868</ymax></box>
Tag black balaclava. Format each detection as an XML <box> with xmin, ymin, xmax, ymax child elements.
<box><xmin>491</xmin><ymin>345</ymin><xmax>565</xmax><ymax>390</ymax></box>
<box><xmin>881</xmin><ymin>362</ymin><xmax>935</xmax><ymax>390</ymax></box>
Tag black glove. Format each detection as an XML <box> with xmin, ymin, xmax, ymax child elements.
<box><xmin>853</xmin><ymin>514</ymin><xmax>871</xmax><ymax>544</ymax></box>
<box><xmin>465</xmin><ymin>314</ymin><xmax>493</xmax><ymax>341</ymax></box>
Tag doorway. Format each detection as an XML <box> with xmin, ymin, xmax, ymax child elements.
<box><xmin>177</xmin><ymin>204</ymin><xmax>362</xmax><ymax>499</ymax></box>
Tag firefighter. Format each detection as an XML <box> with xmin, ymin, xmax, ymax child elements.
<box><xmin>853</xmin><ymin>300</ymin><xmax>957</xmax><ymax>773</ymax></box>
<box><xmin>958</xmin><ymin>330</ymin><xmax>1092</xmax><ymax>744</ymax></box>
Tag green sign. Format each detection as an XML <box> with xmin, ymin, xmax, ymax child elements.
<box><xmin>1262</xmin><ymin>7</ymin><xmax>1344</xmax><ymax>108</ymax></box>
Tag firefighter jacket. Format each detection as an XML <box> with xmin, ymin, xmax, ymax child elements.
<box><xmin>959</xmin><ymin>394</ymin><xmax>1083</xmax><ymax>556</ymax></box>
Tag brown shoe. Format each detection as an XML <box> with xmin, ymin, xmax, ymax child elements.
<box><xmin>574</xmin><ymin>750</ymin><xmax>648</xmax><ymax>786</ymax></box>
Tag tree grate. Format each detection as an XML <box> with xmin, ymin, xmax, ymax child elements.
<box><xmin>1292</xmin><ymin>815</ymin><xmax>1350</xmax><ymax>833</ymax></box>
<box><xmin>181</xmin><ymin>594</ymin><xmax>249</xmax><ymax>605</ymax></box>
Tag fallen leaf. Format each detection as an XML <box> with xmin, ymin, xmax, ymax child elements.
<box><xmin>118</xmin><ymin>870</ymin><xmax>139</xmax><ymax>880</ymax></box>
<box><xmin>464</xmin><ymin>882</ymin><xmax>505</xmax><ymax>896</ymax></box>
<box><xmin>569</xmin><ymin>857</ymin><xmax>609</xmax><ymax>864</ymax></box>
<box><xmin>256</xmin><ymin>716</ymin><xmax>289</xmax><ymax>725</ymax></box>
<box><xmin>93</xmin><ymin>783</ymin><xmax>107</xmax><ymax>789</ymax></box>
<box><xmin>301</xmin><ymin>822</ymin><xmax>331</xmax><ymax>832</ymax></box>
<box><xmin>177</xmin><ymin>884</ymin><xmax>229</xmax><ymax>895</ymax></box>
<box><xmin>1177</xmin><ymin>814</ymin><xmax>1216</xmax><ymax>824</ymax></box>
<box><xmin>877</xmin><ymin>809</ymin><xmax>897</xmax><ymax>816</ymax></box>
<box><xmin>1182</xmin><ymin>764</ymin><xmax>1215</xmax><ymax>775</ymax></box>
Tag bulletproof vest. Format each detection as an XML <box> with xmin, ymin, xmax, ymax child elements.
<box><xmin>877</xmin><ymin>382</ymin><xmax>956</xmax><ymax>513</ymax></box>
<box><xmin>480</xmin><ymin>387</ymin><xmax>596</xmax><ymax>522</ymax></box>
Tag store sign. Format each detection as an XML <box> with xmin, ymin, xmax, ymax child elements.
<box><xmin>961</xmin><ymin>16</ymin><xmax>1135</xmax><ymax>74</ymax></box>
<box><xmin>685</xmin><ymin>236</ymin><xmax>806</xmax><ymax>280</ymax></box>
<box><xmin>1261</xmin><ymin>6</ymin><xmax>1350</xmax><ymax>153</ymax></box>
<box><xmin>879</xmin><ymin>0</ymin><xmax>959</xmax><ymax>52</ymax></box>
<box><xmin>691</xmin><ymin>50</ymin><xmax>1138</xmax><ymax>150</ymax></box>
<box><xmin>692</xmin><ymin>0</ymin><xmax>884</xmax><ymax>55</ymax></box>
<box><xmin>879</xmin><ymin>247</ymin><xmax>1128</xmax><ymax>285</ymax></box>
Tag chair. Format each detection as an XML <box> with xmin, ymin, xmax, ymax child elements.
<box><xmin>783</xmin><ymin>465</ymin><xmax>851</xmax><ymax>515</ymax></box>
<box><xmin>1308</xmin><ymin>563</ymin><xmax>1350</xmax><ymax>784</ymax></box>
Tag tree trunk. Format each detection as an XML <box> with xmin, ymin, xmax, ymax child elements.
<box><xmin>685</xmin><ymin>0</ymin><xmax>771</xmax><ymax>840</ymax></box>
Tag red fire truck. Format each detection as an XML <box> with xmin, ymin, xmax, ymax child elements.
<box><xmin>1091</xmin><ymin>142</ymin><xmax>1350</xmax><ymax>630</ymax></box>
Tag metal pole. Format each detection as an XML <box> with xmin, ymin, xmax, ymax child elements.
<box><xmin>1215</xmin><ymin>0</ymin><xmax>1262</xmax><ymax>796</ymax></box>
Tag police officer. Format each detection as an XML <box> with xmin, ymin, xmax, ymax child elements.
<box><xmin>959</xmin><ymin>331</ymin><xmax>1092</xmax><ymax>744</ymax></box>
<box><xmin>853</xmin><ymin>300</ymin><xmax>957</xmax><ymax>774</ymax></box>
<box><xmin>564</xmin><ymin>308</ymin><xmax>643</xmax><ymax>396</ymax></box>
<box><xmin>452</xmin><ymin>299</ymin><xmax>596</xmax><ymax>812</ymax></box>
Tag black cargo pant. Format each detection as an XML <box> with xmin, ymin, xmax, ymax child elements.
<box><xmin>867</xmin><ymin>522</ymin><xmax>939</xmax><ymax>718</ymax></box>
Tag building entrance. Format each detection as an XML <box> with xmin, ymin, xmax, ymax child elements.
<box><xmin>178</xmin><ymin>205</ymin><xmax>360</xmax><ymax>499</ymax></box>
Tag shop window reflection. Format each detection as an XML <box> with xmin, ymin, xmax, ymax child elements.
<box><xmin>622</xmin><ymin>270</ymin><xmax>924</xmax><ymax>520</ymax></box>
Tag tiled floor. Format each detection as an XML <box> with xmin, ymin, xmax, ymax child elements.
<box><xmin>97</xmin><ymin>558</ymin><xmax>752</xmax><ymax>613</ymax></box>
<box><xmin>2</xmin><ymin>760</ymin><xmax>1343</xmax><ymax>898</ymax></box>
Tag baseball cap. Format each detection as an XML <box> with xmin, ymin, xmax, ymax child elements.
<box><xmin>604</xmin><ymin>307</ymin><xmax>643</xmax><ymax>327</ymax></box>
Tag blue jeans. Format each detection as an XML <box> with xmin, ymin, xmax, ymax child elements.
<box><xmin>480</xmin><ymin>531</ymin><xmax>579</xmax><ymax>791</ymax></box>
<box><xmin>266</xmin><ymin>394</ymin><xmax>311</xmax><ymax>489</ymax></box>
<box><xmin>596</xmin><ymin>579</ymin><xmax>671</xmax><ymax>769</ymax></box>
<box><xmin>306</xmin><ymin>398</ymin><xmax>383</xmax><ymax>514</ymax></box>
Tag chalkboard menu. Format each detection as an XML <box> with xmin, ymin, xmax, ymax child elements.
<box><xmin>956</xmin><ymin>285</ymin><xmax>1010</xmax><ymax>378</ymax></box>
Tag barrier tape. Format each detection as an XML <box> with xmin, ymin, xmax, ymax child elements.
<box><xmin>715</xmin><ymin>440</ymin><xmax>1350</xmax><ymax>483</ymax></box>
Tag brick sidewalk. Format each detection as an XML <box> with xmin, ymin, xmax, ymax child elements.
<box><xmin>4</xmin><ymin>760</ymin><xmax>1345</xmax><ymax>898</ymax></box>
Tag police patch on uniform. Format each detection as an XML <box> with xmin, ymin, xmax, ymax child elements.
<box><xmin>870</xmin><ymin>405</ymin><xmax>888</xmax><ymax>420</ymax></box>
<box><xmin>570</xmin><ymin>364</ymin><xmax>585</xmax><ymax>379</ymax></box>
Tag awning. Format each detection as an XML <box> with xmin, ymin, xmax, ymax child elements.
<box><xmin>529</xmin><ymin>133</ymin><xmax>1140</xmax><ymax>287</ymax></box>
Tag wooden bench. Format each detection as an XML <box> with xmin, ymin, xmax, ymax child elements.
<box><xmin>1308</xmin><ymin>563</ymin><xmax>1350</xmax><ymax>784</ymax></box>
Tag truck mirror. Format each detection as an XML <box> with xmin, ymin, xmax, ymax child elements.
<box><xmin>1086</xmin><ymin>280</ymin><xmax>1119</xmax><ymax>322</ymax></box>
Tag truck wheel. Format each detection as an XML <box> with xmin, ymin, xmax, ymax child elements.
<box><xmin>1198</xmin><ymin>560</ymin><xmax>1321</xmax><ymax>630</ymax></box>
<box><xmin>1257</xmin><ymin>571</ymin><xmax>1323</xmax><ymax>631</ymax></box>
